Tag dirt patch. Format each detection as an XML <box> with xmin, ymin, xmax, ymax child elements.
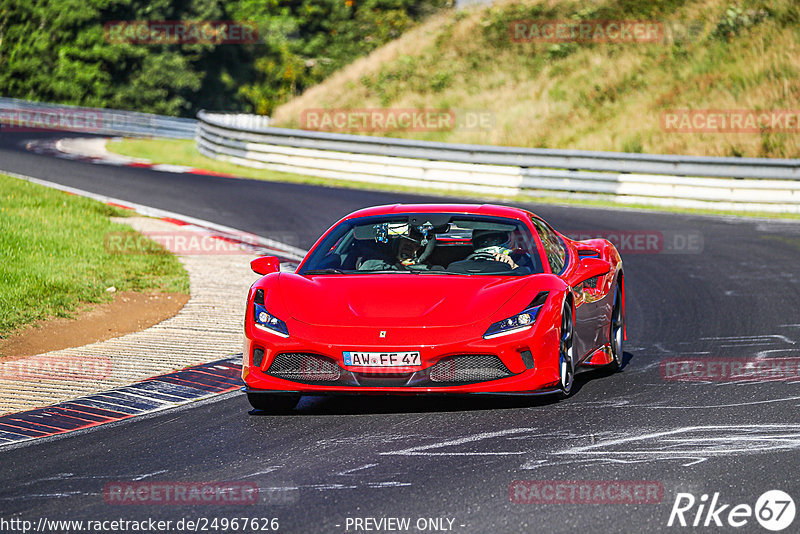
<box><xmin>0</xmin><ymin>291</ymin><xmax>189</xmax><ymax>361</ymax></box>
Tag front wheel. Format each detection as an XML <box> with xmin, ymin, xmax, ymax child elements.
<box><xmin>607</xmin><ymin>280</ymin><xmax>624</xmax><ymax>372</ymax></box>
<box><xmin>247</xmin><ymin>393</ymin><xmax>300</xmax><ymax>413</ymax></box>
<box><xmin>557</xmin><ymin>304</ymin><xmax>575</xmax><ymax>399</ymax></box>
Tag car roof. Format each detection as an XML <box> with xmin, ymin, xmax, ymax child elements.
<box><xmin>342</xmin><ymin>203</ymin><xmax>536</xmax><ymax>222</ymax></box>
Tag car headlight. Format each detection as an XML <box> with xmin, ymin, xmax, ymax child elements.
<box><xmin>483</xmin><ymin>292</ymin><xmax>548</xmax><ymax>339</ymax></box>
<box><xmin>253</xmin><ymin>303</ymin><xmax>289</xmax><ymax>338</ymax></box>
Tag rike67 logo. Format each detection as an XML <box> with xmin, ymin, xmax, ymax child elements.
<box><xmin>668</xmin><ymin>490</ymin><xmax>795</xmax><ymax>531</ymax></box>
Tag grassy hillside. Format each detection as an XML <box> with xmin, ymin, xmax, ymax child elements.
<box><xmin>272</xmin><ymin>0</ymin><xmax>800</xmax><ymax>158</ymax></box>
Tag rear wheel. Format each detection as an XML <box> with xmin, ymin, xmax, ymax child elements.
<box><xmin>557</xmin><ymin>304</ymin><xmax>575</xmax><ymax>399</ymax></box>
<box><xmin>608</xmin><ymin>280</ymin><xmax>624</xmax><ymax>372</ymax></box>
<box><xmin>247</xmin><ymin>393</ymin><xmax>300</xmax><ymax>413</ymax></box>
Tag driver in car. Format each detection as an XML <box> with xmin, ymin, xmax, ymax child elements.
<box><xmin>358</xmin><ymin>234</ymin><xmax>429</xmax><ymax>270</ymax></box>
<box><xmin>447</xmin><ymin>229</ymin><xmax>523</xmax><ymax>273</ymax></box>
<box><xmin>396</xmin><ymin>236</ymin><xmax>424</xmax><ymax>267</ymax></box>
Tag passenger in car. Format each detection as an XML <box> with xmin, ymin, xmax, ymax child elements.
<box><xmin>447</xmin><ymin>230</ymin><xmax>529</xmax><ymax>274</ymax></box>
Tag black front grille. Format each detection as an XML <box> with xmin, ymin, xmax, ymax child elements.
<box><xmin>266</xmin><ymin>353</ymin><xmax>341</xmax><ymax>382</ymax></box>
<box><xmin>263</xmin><ymin>353</ymin><xmax>514</xmax><ymax>387</ymax></box>
<box><xmin>428</xmin><ymin>355</ymin><xmax>512</xmax><ymax>384</ymax></box>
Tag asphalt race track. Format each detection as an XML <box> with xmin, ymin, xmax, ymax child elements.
<box><xmin>2</xmin><ymin>132</ymin><xmax>800</xmax><ymax>533</ymax></box>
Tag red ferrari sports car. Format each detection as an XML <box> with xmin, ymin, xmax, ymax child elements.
<box><xmin>242</xmin><ymin>204</ymin><xmax>624</xmax><ymax>411</ymax></box>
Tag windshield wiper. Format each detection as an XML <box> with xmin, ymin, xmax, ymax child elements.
<box><xmin>302</xmin><ymin>268</ymin><xmax>346</xmax><ymax>274</ymax></box>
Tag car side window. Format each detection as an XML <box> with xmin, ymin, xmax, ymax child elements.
<box><xmin>531</xmin><ymin>218</ymin><xmax>566</xmax><ymax>274</ymax></box>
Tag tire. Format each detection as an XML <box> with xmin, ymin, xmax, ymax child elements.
<box><xmin>247</xmin><ymin>393</ymin><xmax>300</xmax><ymax>413</ymax></box>
<box><xmin>607</xmin><ymin>280</ymin><xmax>624</xmax><ymax>372</ymax></box>
<box><xmin>557</xmin><ymin>303</ymin><xmax>575</xmax><ymax>399</ymax></box>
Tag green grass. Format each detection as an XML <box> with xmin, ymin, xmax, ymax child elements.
<box><xmin>0</xmin><ymin>174</ymin><xmax>189</xmax><ymax>337</ymax></box>
<box><xmin>108</xmin><ymin>137</ymin><xmax>800</xmax><ymax>221</ymax></box>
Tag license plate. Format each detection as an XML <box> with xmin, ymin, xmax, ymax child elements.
<box><xmin>343</xmin><ymin>351</ymin><xmax>421</xmax><ymax>367</ymax></box>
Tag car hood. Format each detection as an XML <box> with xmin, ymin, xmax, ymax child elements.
<box><xmin>278</xmin><ymin>273</ymin><xmax>528</xmax><ymax>327</ymax></box>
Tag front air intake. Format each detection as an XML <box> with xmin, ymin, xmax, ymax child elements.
<box><xmin>266</xmin><ymin>353</ymin><xmax>341</xmax><ymax>382</ymax></box>
<box><xmin>428</xmin><ymin>355</ymin><xmax>512</xmax><ymax>384</ymax></box>
<box><xmin>252</xmin><ymin>348</ymin><xmax>265</xmax><ymax>367</ymax></box>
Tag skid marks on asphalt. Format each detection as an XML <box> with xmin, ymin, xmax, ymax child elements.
<box><xmin>623</xmin><ymin>329</ymin><xmax>800</xmax><ymax>375</ymax></box>
<box><xmin>241</xmin><ymin>414</ymin><xmax>800</xmax><ymax>496</ymax></box>
<box><xmin>523</xmin><ymin>424</ymin><xmax>800</xmax><ymax>469</ymax></box>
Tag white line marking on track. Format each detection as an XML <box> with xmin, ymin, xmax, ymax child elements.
<box><xmin>379</xmin><ymin>428</ymin><xmax>537</xmax><ymax>456</ymax></box>
<box><xmin>132</xmin><ymin>469</ymin><xmax>169</xmax><ymax>481</ymax></box>
<box><xmin>242</xmin><ymin>467</ymin><xmax>283</xmax><ymax>478</ymax></box>
<box><xmin>624</xmin><ymin>396</ymin><xmax>800</xmax><ymax>409</ymax></box>
<box><xmin>338</xmin><ymin>463</ymin><xmax>379</xmax><ymax>475</ymax></box>
<box><xmin>700</xmin><ymin>335</ymin><xmax>795</xmax><ymax>344</ymax></box>
<box><xmin>559</xmin><ymin>424</ymin><xmax>800</xmax><ymax>457</ymax></box>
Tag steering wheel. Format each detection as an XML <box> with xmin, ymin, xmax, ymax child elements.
<box><xmin>467</xmin><ymin>248</ymin><xmax>515</xmax><ymax>262</ymax></box>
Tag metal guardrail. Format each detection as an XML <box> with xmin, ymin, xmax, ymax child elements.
<box><xmin>204</xmin><ymin>113</ymin><xmax>272</xmax><ymax>131</ymax></box>
<box><xmin>197</xmin><ymin>111</ymin><xmax>800</xmax><ymax>213</ymax></box>
<box><xmin>0</xmin><ymin>97</ymin><xmax>196</xmax><ymax>139</ymax></box>
<box><xmin>3</xmin><ymin>98</ymin><xmax>798</xmax><ymax>211</ymax></box>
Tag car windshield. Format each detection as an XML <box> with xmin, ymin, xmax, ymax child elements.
<box><xmin>298</xmin><ymin>214</ymin><xmax>544</xmax><ymax>276</ymax></box>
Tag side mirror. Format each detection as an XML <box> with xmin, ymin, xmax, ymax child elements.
<box><xmin>573</xmin><ymin>257</ymin><xmax>611</xmax><ymax>283</ymax></box>
<box><xmin>251</xmin><ymin>256</ymin><xmax>280</xmax><ymax>275</ymax></box>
